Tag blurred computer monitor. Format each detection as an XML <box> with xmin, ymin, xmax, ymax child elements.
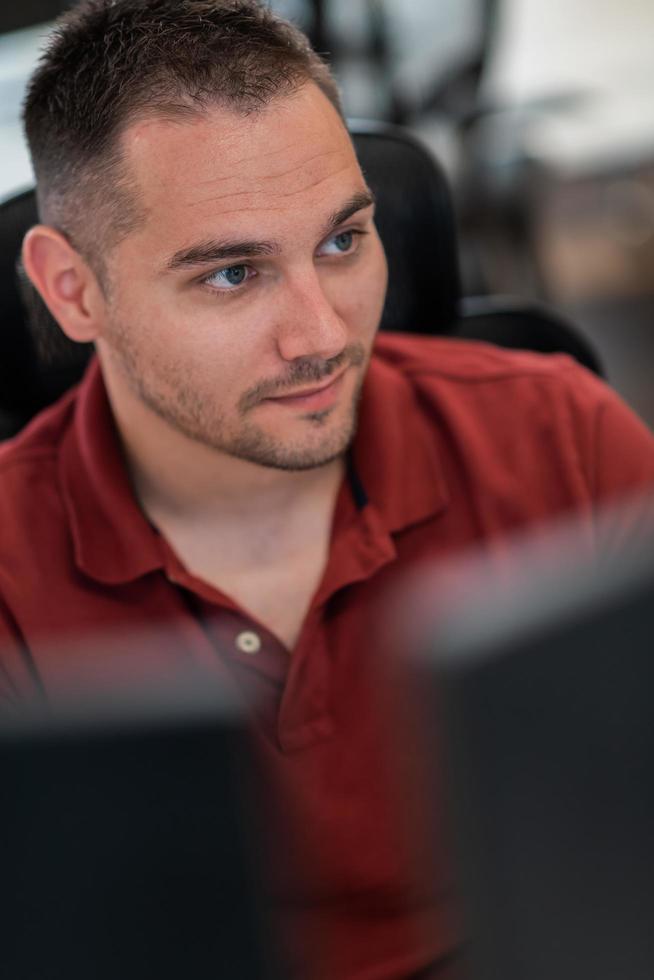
<box><xmin>0</xmin><ymin>676</ymin><xmax>282</xmax><ymax>980</ymax></box>
<box><xmin>410</xmin><ymin>514</ymin><xmax>654</xmax><ymax>980</ymax></box>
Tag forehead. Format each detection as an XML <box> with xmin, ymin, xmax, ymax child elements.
<box><xmin>119</xmin><ymin>84</ymin><xmax>364</xmax><ymax>251</ymax></box>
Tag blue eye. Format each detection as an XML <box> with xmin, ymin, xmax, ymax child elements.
<box><xmin>319</xmin><ymin>229</ymin><xmax>360</xmax><ymax>257</ymax></box>
<box><xmin>333</xmin><ymin>231</ymin><xmax>354</xmax><ymax>252</ymax></box>
<box><xmin>205</xmin><ymin>265</ymin><xmax>250</xmax><ymax>290</ymax></box>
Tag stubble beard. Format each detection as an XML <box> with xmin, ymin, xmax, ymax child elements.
<box><xmin>106</xmin><ymin>321</ymin><xmax>369</xmax><ymax>471</ymax></box>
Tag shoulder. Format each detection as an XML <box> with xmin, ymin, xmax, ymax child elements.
<box><xmin>0</xmin><ymin>390</ymin><xmax>77</xmax><ymax>566</ymax></box>
<box><xmin>0</xmin><ymin>387</ymin><xmax>77</xmax><ymax>472</ymax></box>
<box><xmin>372</xmin><ymin>332</ymin><xmax>654</xmax><ymax>504</ymax></box>
<box><xmin>373</xmin><ymin>331</ymin><xmax>590</xmax><ymax>386</ymax></box>
<box><xmin>371</xmin><ymin>332</ymin><xmax>635</xmax><ymax>424</ymax></box>
<box><xmin>0</xmin><ymin>391</ymin><xmax>76</xmax><ymax>494</ymax></box>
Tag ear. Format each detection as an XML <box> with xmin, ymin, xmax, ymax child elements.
<box><xmin>21</xmin><ymin>225</ymin><xmax>105</xmax><ymax>344</ymax></box>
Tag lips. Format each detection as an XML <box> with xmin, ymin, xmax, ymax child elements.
<box><xmin>266</xmin><ymin>369</ymin><xmax>347</xmax><ymax>410</ymax></box>
<box><xmin>276</xmin><ymin>370</ymin><xmax>344</xmax><ymax>400</ymax></box>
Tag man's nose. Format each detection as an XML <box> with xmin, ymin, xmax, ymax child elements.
<box><xmin>275</xmin><ymin>270</ymin><xmax>348</xmax><ymax>363</ymax></box>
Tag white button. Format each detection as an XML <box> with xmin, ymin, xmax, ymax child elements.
<box><xmin>235</xmin><ymin>630</ymin><xmax>261</xmax><ymax>655</ymax></box>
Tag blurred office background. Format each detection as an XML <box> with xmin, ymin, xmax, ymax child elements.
<box><xmin>2</xmin><ymin>0</ymin><xmax>654</xmax><ymax>425</ymax></box>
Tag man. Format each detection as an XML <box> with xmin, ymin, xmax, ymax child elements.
<box><xmin>1</xmin><ymin>1</ymin><xmax>654</xmax><ymax>977</ymax></box>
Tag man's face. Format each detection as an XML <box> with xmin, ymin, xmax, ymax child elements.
<box><xmin>96</xmin><ymin>83</ymin><xmax>388</xmax><ymax>470</ymax></box>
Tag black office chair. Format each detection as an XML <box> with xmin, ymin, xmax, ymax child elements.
<box><xmin>0</xmin><ymin>120</ymin><xmax>603</xmax><ymax>438</ymax></box>
<box><xmin>352</xmin><ymin>121</ymin><xmax>603</xmax><ymax>369</ymax></box>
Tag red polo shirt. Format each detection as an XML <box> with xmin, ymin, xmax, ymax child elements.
<box><xmin>1</xmin><ymin>333</ymin><xmax>654</xmax><ymax>979</ymax></box>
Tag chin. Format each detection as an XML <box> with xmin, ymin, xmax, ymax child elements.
<box><xmin>230</xmin><ymin>426</ymin><xmax>355</xmax><ymax>471</ymax></box>
<box><xmin>221</xmin><ymin>406</ymin><xmax>358</xmax><ymax>471</ymax></box>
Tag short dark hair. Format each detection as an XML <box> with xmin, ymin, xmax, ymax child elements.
<box><xmin>23</xmin><ymin>0</ymin><xmax>343</xmax><ymax>272</ymax></box>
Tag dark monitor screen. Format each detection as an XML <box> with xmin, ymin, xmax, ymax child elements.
<box><xmin>0</xmin><ymin>684</ymin><xmax>282</xmax><ymax>980</ymax></box>
<box><xmin>410</xmin><ymin>519</ymin><xmax>654</xmax><ymax>980</ymax></box>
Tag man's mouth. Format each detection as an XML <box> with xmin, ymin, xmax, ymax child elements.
<box><xmin>265</xmin><ymin>368</ymin><xmax>348</xmax><ymax>410</ymax></box>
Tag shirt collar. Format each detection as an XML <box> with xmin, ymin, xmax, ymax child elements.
<box><xmin>59</xmin><ymin>359</ymin><xmax>163</xmax><ymax>584</ymax></box>
<box><xmin>352</xmin><ymin>350</ymin><xmax>450</xmax><ymax>533</ymax></box>
<box><xmin>59</xmin><ymin>347</ymin><xmax>449</xmax><ymax>586</ymax></box>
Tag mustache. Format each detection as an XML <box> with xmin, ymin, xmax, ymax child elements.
<box><xmin>238</xmin><ymin>343</ymin><xmax>366</xmax><ymax>413</ymax></box>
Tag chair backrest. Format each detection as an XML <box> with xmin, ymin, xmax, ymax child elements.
<box><xmin>0</xmin><ymin>120</ymin><xmax>602</xmax><ymax>437</ymax></box>
<box><xmin>0</xmin><ymin>187</ymin><xmax>43</xmax><ymax>432</ymax></box>
<box><xmin>352</xmin><ymin>122</ymin><xmax>604</xmax><ymax>377</ymax></box>
<box><xmin>350</xmin><ymin>120</ymin><xmax>462</xmax><ymax>334</ymax></box>
<box><xmin>458</xmin><ymin>295</ymin><xmax>604</xmax><ymax>377</ymax></box>
<box><xmin>0</xmin><ymin>187</ymin><xmax>92</xmax><ymax>437</ymax></box>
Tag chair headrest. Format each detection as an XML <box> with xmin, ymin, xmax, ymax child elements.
<box><xmin>350</xmin><ymin>121</ymin><xmax>461</xmax><ymax>334</ymax></box>
<box><xmin>0</xmin><ymin>188</ymin><xmax>42</xmax><ymax>430</ymax></box>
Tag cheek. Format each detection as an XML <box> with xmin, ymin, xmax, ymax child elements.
<box><xmin>110</xmin><ymin>279</ymin><xmax>243</xmax><ymax>363</ymax></box>
<box><xmin>346</xmin><ymin>243</ymin><xmax>388</xmax><ymax>332</ymax></box>
<box><xmin>372</xmin><ymin>245</ymin><xmax>389</xmax><ymax>316</ymax></box>
<box><xmin>106</xmin><ymin>292</ymin><xmax>237</xmax><ymax>397</ymax></box>
<box><xmin>102</xmin><ymin>260</ymin><xmax>261</xmax><ymax>404</ymax></box>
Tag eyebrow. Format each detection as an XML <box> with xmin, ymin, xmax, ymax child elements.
<box><xmin>325</xmin><ymin>189</ymin><xmax>376</xmax><ymax>236</ymax></box>
<box><xmin>164</xmin><ymin>188</ymin><xmax>376</xmax><ymax>272</ymax></box>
